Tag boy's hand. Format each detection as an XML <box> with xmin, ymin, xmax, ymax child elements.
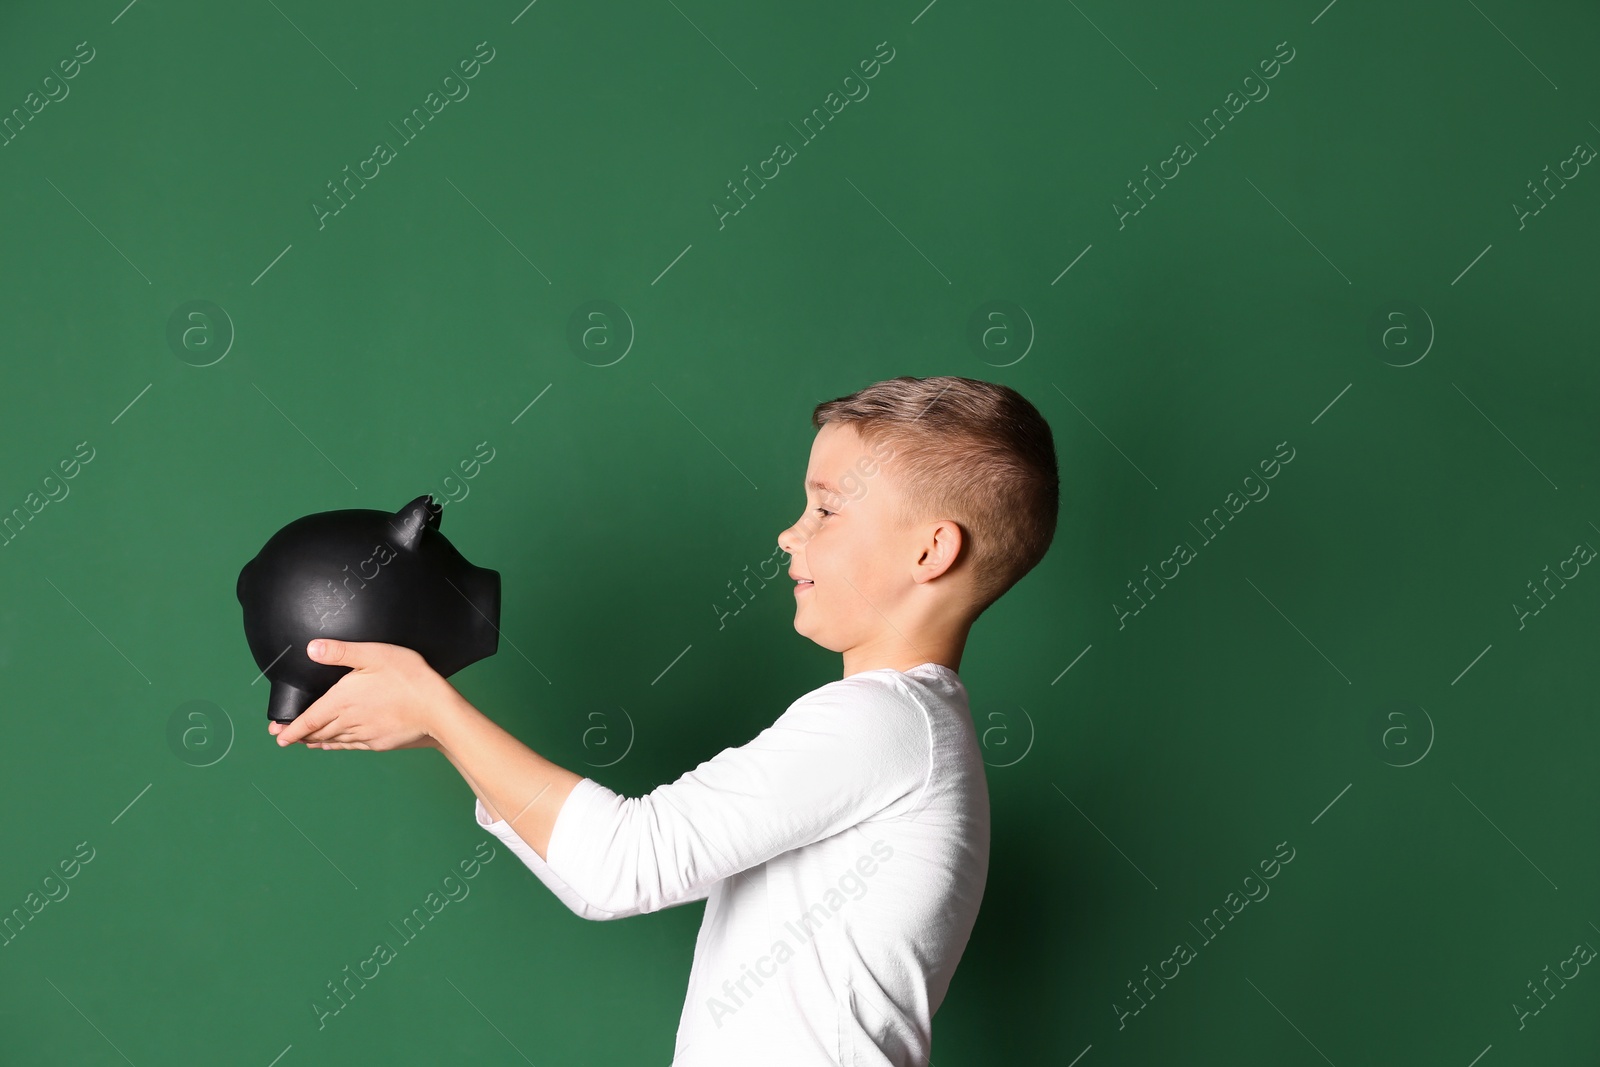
<box><xmin>270</xmin><ymin>639</ymin><xmax>457</xmax><ymax>751</ymax></box>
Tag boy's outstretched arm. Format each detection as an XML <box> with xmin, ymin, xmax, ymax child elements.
<box><xmin>274</xmin><ymin>637</ymin><xmax>930</xmax><ymax>915</ymax></box>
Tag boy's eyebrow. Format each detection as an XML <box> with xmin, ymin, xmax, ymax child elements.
<box><xmin>806</xmin><ymin>478</ymin><xmax>838</xmax><ymax>493</ymax></box>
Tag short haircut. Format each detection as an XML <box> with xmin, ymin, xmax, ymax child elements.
<box><xmin>811</xmin><ymin>375</ymin><xmax>1059</xmax><ymax>615</ymax></box>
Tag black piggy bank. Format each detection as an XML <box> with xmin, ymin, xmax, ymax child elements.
<box><xmin>237</xmin><ymin>494</ymin><xmax>501</xmax><ymax>723</ymax></box>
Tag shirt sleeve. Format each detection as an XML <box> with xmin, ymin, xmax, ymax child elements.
<box><xmin>537</xmin><ymin>675</ymin><xmax>932</xmax><ymax>917</ymax></box>
<box><xmin>474</xmin><ymin>796</ymin><xmax>713</xmax><ymax>921</ymax></box>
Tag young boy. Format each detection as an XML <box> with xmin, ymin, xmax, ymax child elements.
<box><xmin>271</xmin><ymin>375</ymin><xmax>1060</xmax><ymax>1065</ymax></box>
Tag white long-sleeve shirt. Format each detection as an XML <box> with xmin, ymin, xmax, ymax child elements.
<box><xmin>473</xmin><ymin>662</ymin><xmax>990</xmax><ymax>1066</ymax></box>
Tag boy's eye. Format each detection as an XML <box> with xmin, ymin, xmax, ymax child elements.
<box><xmin>814</xmin><ymin>508</ymin><xmax>833</xmax><ymax>518</ymax></box>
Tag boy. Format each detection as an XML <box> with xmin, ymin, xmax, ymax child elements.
<box><xmin>271</xmin><ymin>375</ymin><xmax>1060</xmax><ymax>1065</ymax></box>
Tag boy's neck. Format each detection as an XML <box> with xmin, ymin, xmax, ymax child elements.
<box><xmin>842</xmin><ymin>630</ymin><xmax>967</xmax><ymax>678</ymax></box>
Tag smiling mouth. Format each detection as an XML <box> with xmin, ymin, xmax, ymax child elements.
<box><xmin>794</xmin><ymin>579</ymin><xmax>814</xmax><ymax>591</ymax></box>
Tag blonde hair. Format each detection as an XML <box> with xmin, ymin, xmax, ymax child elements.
<box><xmin>812</xmin><ymin>375</ymin><xmax>1059</xmax><ymax>614</ymax></box>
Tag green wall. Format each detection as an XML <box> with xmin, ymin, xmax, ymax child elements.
<box><xmin>2</xmin><ymin>0</ymin><xmax>1597</xmax><ymax>1062</ymax></box>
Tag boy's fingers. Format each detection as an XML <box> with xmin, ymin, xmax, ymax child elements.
<box><xmin>307</xmin><ymin>638</ymin><xmax>348</xmax><ymax>664</ymax></box>
<box><xmin>277</xmin><ymin>708</ymin><xmax>336</xmax><ymax>746</ymax></box>
<box><xmin>307</xmin><ymin>638</ymin><xmax>395</xmax><ymax>667</ymax></box>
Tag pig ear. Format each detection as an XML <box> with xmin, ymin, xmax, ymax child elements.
<box><xmin>389</xmin><ymin>494</ymin><xmax>443</xmax><ymax>551</ymax></box>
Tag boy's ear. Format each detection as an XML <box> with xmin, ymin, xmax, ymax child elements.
<box><xmin>913</xmin><ymin>520</ymin><xmax>964</xmax><ymax>583</ymax></box>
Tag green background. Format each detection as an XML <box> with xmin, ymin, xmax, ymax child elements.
<box><xmin>2</xmin><ymin>0</ymin><xmax>1597</xmax><ymax>1063</ymax></box>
